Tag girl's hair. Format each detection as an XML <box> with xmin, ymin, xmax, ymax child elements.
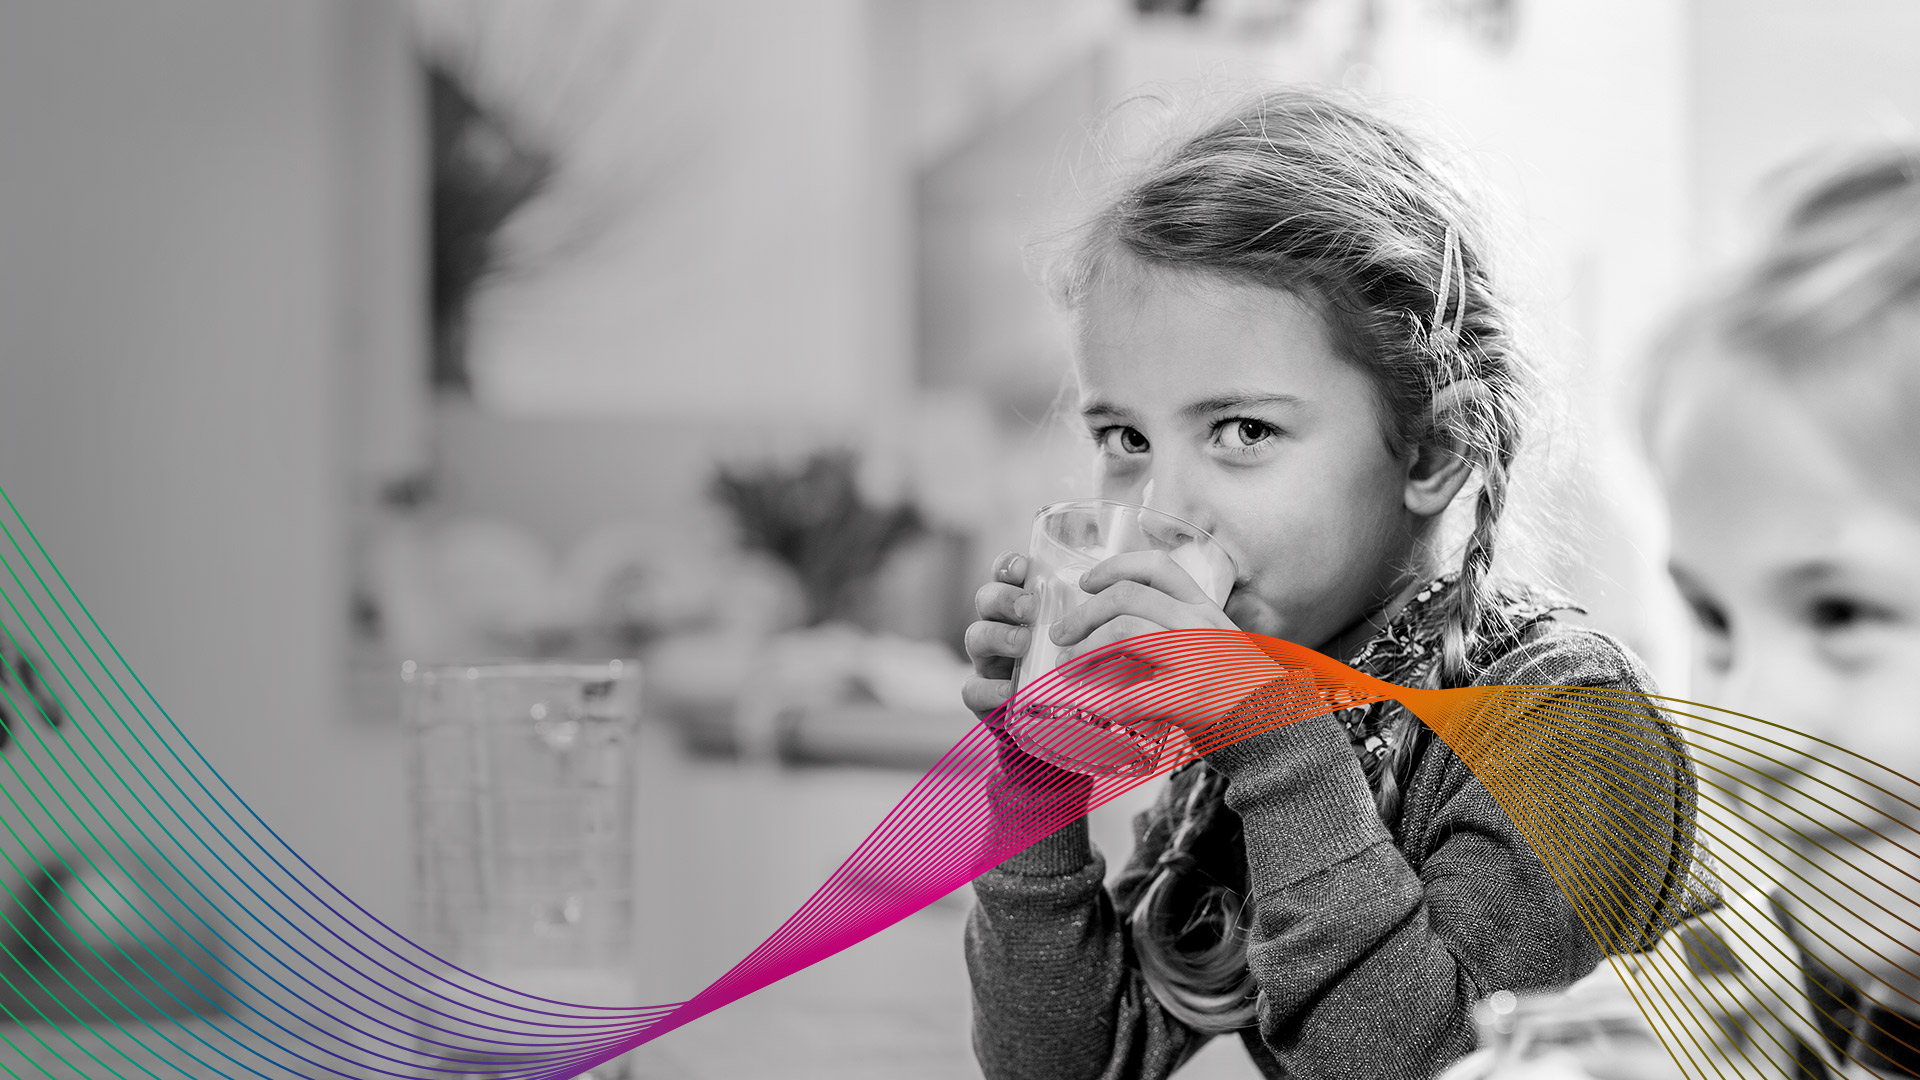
<box><xmin>1064</xmin><ymin>86</ymin><xmax>1535</xmax><ymax>1032</ymax></box>
<box><xmin>1644</xmin><ymin>145</ymin><xmax>1920</xmax><ymax>506</ymax></box>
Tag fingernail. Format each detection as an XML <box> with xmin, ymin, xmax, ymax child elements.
<box><xmin>1008</xmin><ymin>554</ymin><xmax>1027</xmax><ymax>578</ymax></box>
<box><xmin>1050</xmin><ymin>623</ymin><xmax>1067</xmax><ymax>645</ymax></box>
<box><xmin>994</xmin><ymin>551</ymin><xmax>1017</xmax><ymax>577</ymax></box>
<box><xmin>1014</xmin><ymin>593</ymin><xmax>1035</xmax><ymax>621</ymax></box>
<box><xmin>1010</xmin><ymin>626</ymin><xmax>1031</xmax><ymax>651</ymax></box>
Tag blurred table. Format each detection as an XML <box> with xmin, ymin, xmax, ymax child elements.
<box><xmin>622</xmin><ymin>714</ymin><xmax>1262</xmax><ymax>1078</ymax></box>
<box><xmin>0</xmin><ymin>708</ymin><xmax>1271</xmax><ymax>1079</ymax></box>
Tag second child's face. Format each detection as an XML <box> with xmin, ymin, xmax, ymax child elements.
<box><xmin>1073</xmin><ymin>268</ymin><xmax>1423</xmax><ymax>650</ymax></box>
<box><xmin>1655</xmin><ymin>351</ymin><xmax>1920</xmax><ymax>1000</ymax></box>
<box><xmin>1655</xmin><ymin>354</ymin><xmax>1920</xmax><ymax>817</ymax></box>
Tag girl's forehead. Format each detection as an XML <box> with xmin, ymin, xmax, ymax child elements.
<box><xmin>1071</xmin><ymin>270</ymin><xmax>1348</xmax><ymax>401</ymax></box>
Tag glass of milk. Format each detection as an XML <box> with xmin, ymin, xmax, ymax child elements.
<box><xmin>1003</xmin><ymin>500</ymin><xmax>1237</xmax><ymax>778</ymax></box>
<box><xmin>404</xmin><ymin>660</ymin><xmax>641</xmax><ymax>1079</ymax></box>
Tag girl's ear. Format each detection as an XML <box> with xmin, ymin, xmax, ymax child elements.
<box><xmin>1403</xmin><ymin>381</ymin><xmax>1485</xmax><ymax>518</ymax></box>
<box><xmin>1402</xmin><ymin>435</ymin><xmax>1474</xmax><ymax>518</ymax></box>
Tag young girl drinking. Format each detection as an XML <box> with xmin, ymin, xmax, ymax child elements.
<box><xmin>1636</xmin><ymin>145</ymin><xmax>1920</xmax><ymax>1079</ymax></box>
<box><xmin>959</xmin><ymin>88</ymin><xmax>1696</xmax><ymax>1080</ymax></box>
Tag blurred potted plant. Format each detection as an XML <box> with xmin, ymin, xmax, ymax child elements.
<box><xmin>709</xmin><ymin>449</ymin><xmax>925</xmax><ymax>628</ymax></box>
<box><xmin>415</xmin><ymin>1</ymin><xmax>663</xmax><ymax>396</ymax></box>
<box><xmin>425</xmin><ymin>58</ymin><xmax>554</xmax><ymax>395</ymax></box>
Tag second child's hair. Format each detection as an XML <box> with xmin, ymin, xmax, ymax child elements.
<box><xmin>1064</xmin><ymin>87</ymin><xmax>1536</xmax><ymax>1033</ymax></box>
<box><xmin>1644</xmin><ymin>145</ymin><xmax>1920</xmax><ymax>507</ymax></box>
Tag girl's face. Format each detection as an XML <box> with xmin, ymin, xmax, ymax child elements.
<box><xmin>1654</xmin><ymin>353</ymin><xmax>1920</xmax><ymax>814</ymax></box>
<box><xmin>1073</xmin><ymin>267</ymin><xmax>1430</xmax><ymax>650</ymax></box>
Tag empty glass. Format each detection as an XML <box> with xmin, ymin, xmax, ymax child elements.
<box><xmin>404</xmin><ymin>660</ymin><xmax>641</xmax><ymax>1078</ymax></box>
<box><xmin>1004</xmin><ymin>500</ymin><xmax>1237</xmax><ymax>777</ymax></box>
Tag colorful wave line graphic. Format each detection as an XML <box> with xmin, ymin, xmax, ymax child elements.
<box><xmin>0</xmin><ymin>487</ymin><xmax>1915</xmax><ymax>1078</ymax></box>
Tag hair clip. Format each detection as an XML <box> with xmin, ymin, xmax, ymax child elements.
<box><xmin>1431</xmin><ymin>224</ymin><xmax>1470</xmax><ymax>348</ymax></box>
<box><xmin>1432</xmin><ymin>225</ymin><xmax>1458</xmax><ymax>337</ymax></box>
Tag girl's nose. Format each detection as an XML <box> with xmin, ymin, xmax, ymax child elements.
<box><xmin>1138</xmin><ymin>476</ymin><xmax>1214</xmax><ymax>536</ymax></box>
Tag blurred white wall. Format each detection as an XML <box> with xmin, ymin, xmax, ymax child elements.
<box><xmin>1691</xmin><ymin>0</ymin><xmax>1920</xmax><ymax>268</ymax></box>
<box><xmin>1366</xmin><ymin>0</ymin><xmax>1696</xmax><ymax>691</ymax></box>
<box><xmin>0</xmin><ymin>0</ymin><xmax>410</xmax><ymax>925</ymax></box>
<box><xmin>459</xmin><ymin>0</ymin><xmax>889</xmax><ymax>423</ymax></box>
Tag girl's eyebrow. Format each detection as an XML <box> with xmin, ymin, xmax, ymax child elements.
<box><xmin>1079</xmin><ymin>393</ymin><xmax>1308</xmax><ymax>424</ymax></box>
<box><xmin>1079</xmin><ymin>400</ymin><xmax>1139</xmax><ymax>424</ymax></box>
<box><xmin>1180</xmin><ymin>393</ymin><xmax>1308</xmax><ymax>418</ymax></box>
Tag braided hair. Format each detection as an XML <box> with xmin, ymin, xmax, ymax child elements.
<box><xmin>1055</xmin><ymin>86</ymin><xmax>1535</xmax><ymax>1032</ymax></box>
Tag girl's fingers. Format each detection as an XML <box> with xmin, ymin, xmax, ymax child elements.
<box><xmin>1050</xmin><ymin>581</ymin><xmax>1189</xmax><ymax>647</ymax></box>
<box><xmin>962</xmin><ymin>675</ymin><xmax>1014</xmax><ymax>722</ymax></box>
<box><xmin>1053</xmin><ymin>616</ymin><xmax>1167</xmax><ymax>683</ymax></box>
<box><xmin>974</xmin><ymin>581</ymin><xmax>1033</xmax><ymax>625</ymax></box>
<box><xmin>991</xmin><ymin>550</ymin><xmax>1029</xmax><ymax>589</ymax></box>
<box><xmin>1080</xmin><ymin>549</ymin><xmax>1213</xmax><ymax>604</ymax></box>
<box><xmin>964</xmin><ymin>619</ymin><xmax>1032</xmax><ymax>673</ymax></box>
<box><xmin>971</xmin><ymin>651</ymin><xmax>1015</xmax><ymax>683</ymax></box>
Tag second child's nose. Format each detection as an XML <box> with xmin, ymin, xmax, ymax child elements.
<box><xmin>1716</xmin><ymin>651</ymin><xmax>1833</xmax><ymax>743</ymax></box>
<box><xmin>1707</xmin><ymin>645</ymin><xmax>1847</xmax><ymax>788</ymax></box>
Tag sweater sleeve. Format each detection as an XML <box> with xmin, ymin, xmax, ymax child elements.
<box><xmin>965</xmin><ymin>621</ymin><xmax>1692</xmax><ymax>1080</ymax></box>
<box><xmin>1204</xmin><ymin>620</ymin><xmax>1691</xmax><ymax>1080</ymax></box>
<box><xmin>965</xmin><ymin>743</ymin><xmax>1210</xmax><ymax>1080</ymax></box>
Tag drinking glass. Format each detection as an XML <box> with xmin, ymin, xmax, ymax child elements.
<box><xmin>404</xmin><ymin>660</ymin><xmax>641</xmax><ymax>1079</ymax></box>
<box><xmin>1004</xmin><ymin>499</ymin><xmax>1237</xmax><ymax>777</ymax></box>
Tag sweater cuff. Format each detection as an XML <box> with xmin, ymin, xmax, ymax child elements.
<box><xmin>984</xmin><ymin>740</ymin><xmax>1097</xmax><ymax>877</ymax></box>
<box><xmin>992</xmin><ymin>816</ymin><xmax>1094</xmax><ymax>876</ymax></box>
<box><xmin>1204</xmin><ymin>710</ymin><xmax>1393</xmax><ymax>893</ymax></box>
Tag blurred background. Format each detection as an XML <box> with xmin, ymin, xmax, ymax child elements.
<box><xmin>1</xmin><ymin>1</ymin><xmax>1918</xmax><ymax>1075</ymax></box>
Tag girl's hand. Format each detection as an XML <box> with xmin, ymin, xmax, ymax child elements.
<box><xmin>961</xmin><ymin>551</ymin><xmax>1034</xmax><ymax>723</ymax></box>
<box><xmin>1044</xmin><ymin>550</ymin><xmax>1242</xmax><ymax>733</ymax></box>
<box><xmin>1049</xmin><ymin>549</ymin><xmax>1239</xmax><ymax>652</ymax></box>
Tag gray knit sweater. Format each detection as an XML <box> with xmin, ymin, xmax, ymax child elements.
<box><xmin>965</xmin><ymin>616</ymin><xmax>1694</xmax><ymax>1080</ymax></box>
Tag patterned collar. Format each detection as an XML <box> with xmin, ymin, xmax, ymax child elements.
<box><xmin>1337</xmin><ymin>573</ymin><xmax>1580</xmax><ymax>780</ymax></box>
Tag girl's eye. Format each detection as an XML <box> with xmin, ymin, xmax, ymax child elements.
<box><xmin>1096</xmin><ymin>426</ymin><xmax>1151</xmax><ymax>456</ymax></box>
<box><xmin>1214</xmin><ymin>418</ymin><xmax>1276</xmax><ymax>451</ymax></box>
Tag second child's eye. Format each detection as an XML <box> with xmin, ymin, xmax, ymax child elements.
<box><xmin>1671</xmin><ymin>573</ymin><xmax>1733</xmax><ymax>674</ymax></box>
<box><xmin>1214</xmin><ymin>419</ymin><xmax>1276</xmax><ymax>451</ymax></box>
<box><xmin>1805</xmin><ymin>593</ymin><xmax>1902</xmax><ymax>668</ymax></box>
<box><xmin>1686</xmin><ymin>598</ymin><xmax>1733</xmax><ymax>673</ymax></box>
<box><xmin>1806</xmin><ymin>595</ymin><xmax>1894</xmax><ymax>633</ymax></box>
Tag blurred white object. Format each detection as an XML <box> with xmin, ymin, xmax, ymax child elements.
<box><xmin>1442</xmin><ymin>885</ymin><xmax>1825</xmax><ymax>1080</ymax></box>
<box><xmin>559</xmin><ymin>519</ymin><xmax>728</xmax><ymax>642</ymax></box>
<box><xmin>754</xmin><ymin>625</ymin><xmax>972</xmax><ymax>714</ymax></box>
<box><xmin>434</xmin><ymin>518</ymin><xmax>569</xmax><ymax>643</ymax></box>
<box><xmin>368</xmin><ymin>513</ymin><xmax>807</xmax><ymax>662</ymax></box>
<box><xmin>732</xmin><ymin>625</ymin><xmax>974</xmax><ymax>762</ymax></box>
<box><xmin>1437</xmin><ymin>977</ymin><xmax>1683</xmax><ymax>1080</ymax></box>
<box><xmin>368</xmin><ymin>516</ymin><xmax>564</xmax><ymax>658</ymax></box>
<box><xmin>859</xmin><ymin>633</ymin><xmax>975</xmax><ymax>713</ymax></box>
